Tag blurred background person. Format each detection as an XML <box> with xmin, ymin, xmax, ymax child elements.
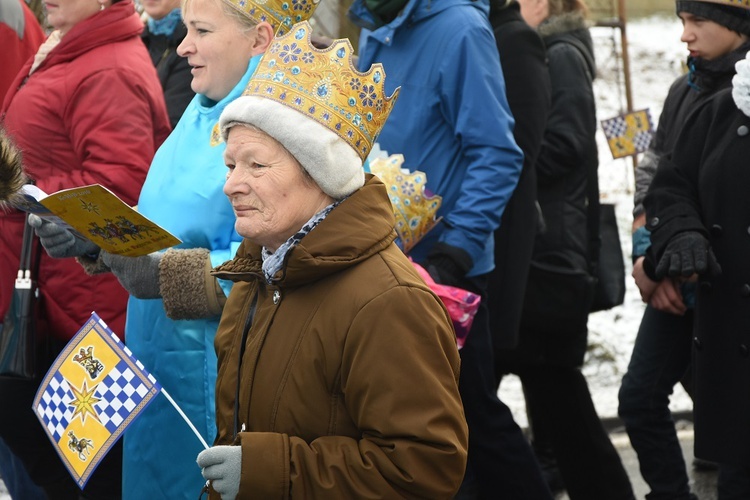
<box><xmin>496</xmin><ymin>0</ymin><xmax>635</xmax><ymax>498</ymax></box>
<box><xmin>0</xmin><ymin>1</ymin><xmax>46</xmax><ymax>498</ymax></box>
<box><xmin>620</xmin><ymin>1</ymin><xmax>750</xmax><ymax>499</ymax></box>
<box><xmin>140</xmin><ymin>0</ymin><xmax>195</xmax><ymax>127</ymax></box>
<box><xmin>197</xmin><ymin>23</ymin><xmax>467</xmax><ymax>498</ymax></box>
<box><xmin>29</xmin><ymin>0</ymin><xmax>318</xmax><ymax>496</ymax></box>
<box><xmin>347</xmin><ymin>0</ymin><xmax>555</xmax><ymax>497</ymax></box>
<box><xmin>0</xmin><ymin>0</ymin><xmax>170</xmax><ymax>497</ymax></box>
<box><xmin>487</xmin><ymin>0</ymin><xmax>550</xmax><ymax>378</ymax></box>
<box><xmin>0</xmin><ymin>0</ymin><xmax>45</xmax><ymax>101</ymax></box>
<box><xmin>487</xmin><ymin>0</ymin><xmax>554</xmax><ymax>494</ymax></box>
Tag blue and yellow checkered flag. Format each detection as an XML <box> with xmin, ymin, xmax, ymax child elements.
<box><xmin>601</xmin><ymin>108</ymin><xmax>654</xmax><ymax>159</ymax></box>
<box><xmin>32</xmin><ymin>312</ymin><xmax>161</xmax><ymax>488</ymax></box>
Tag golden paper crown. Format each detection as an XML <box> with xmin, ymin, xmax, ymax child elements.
<box><xmin>369</xmin><ymin>154</ymin><xmax>442</xmax><ymax>254</ymax></box>
<box><xmin>225</xmin><ymin>0</ymin><xmax>320</xmax><ymax>35</ymax></box>
<box><xmin>241</xmin><ymin>21</ymin><xmax>399</xmax><ymax>161</ymax></box>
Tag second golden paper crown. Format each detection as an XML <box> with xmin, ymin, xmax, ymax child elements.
<box><xmin>225</xmin><ymin>0</ymin><xmax>320</xmax><ymax>35</ymax></box>
<box><xmin>369</xmin><ymin>154</ymin><xmax>442</xmax><ymax>254</ymax></box>
<box><xmin>241</xmin><ymin>21</ymin><xmax>399</xmax><ymax>161</ymax></box>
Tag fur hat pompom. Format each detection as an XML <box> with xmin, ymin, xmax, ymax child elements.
<box><xmin>0</xmin><ymin>128</ymin><xmax>29</xmax><ymax>208</ymax></box>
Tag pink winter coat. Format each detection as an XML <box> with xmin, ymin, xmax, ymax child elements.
<box><xmin>0</xmin><ymin>0</ymin><xmax>170</xmax><ymax>340</ymax></box>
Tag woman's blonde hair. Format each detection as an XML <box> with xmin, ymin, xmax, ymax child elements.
<box><xmin>181</xmin><ymin>0</ymin><xmax>259</xmax><ymax>33</ymax></box>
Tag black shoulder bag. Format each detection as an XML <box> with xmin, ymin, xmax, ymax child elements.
<box><xmin>0</xmin><ymin>214</ymin><xmax>45</xmax><ymax>378</ymax></box>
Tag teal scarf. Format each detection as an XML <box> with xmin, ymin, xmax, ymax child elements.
<box><xmin>147</xmin><ymin>8</ymin><xmax>182</xmax><ymax>37</ymax></box>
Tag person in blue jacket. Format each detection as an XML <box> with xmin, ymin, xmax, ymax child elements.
<box><xmin>29</xmin><ymin>0</ymin><xmax>319</xmax><ymax>497</ymax></box>
<box><xmin>348</xmin><ymin>0</ymin><xmax>553</xmax><ymax>498</ymax></box>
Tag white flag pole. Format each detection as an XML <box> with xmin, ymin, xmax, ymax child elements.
<box><xmin>161</xmin><ymin>388</ymin><xmax>210</xmax><ymax>449</ymax></box>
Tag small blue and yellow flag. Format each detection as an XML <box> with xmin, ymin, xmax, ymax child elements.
<box><xmin>601</xmin><ymin>109</ymin><xmax>654</xmax><ymax>159</ymax></box>
<box><xmin>32</xmin><ymin>312</ymin><xmax>161</xmax><ymax>488</ymax></box>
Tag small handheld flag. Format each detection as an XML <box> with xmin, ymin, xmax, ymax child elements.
<box><xmin>32</xmin><ymin>312</ymin><xmax>207</xmax><ymax>489</ymax></box>
<box><xmin>601</xmin><ymin>108</ymin><xmax>654</xmax><ymax>159</ymax></box>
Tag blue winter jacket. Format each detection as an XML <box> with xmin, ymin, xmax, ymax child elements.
<box><xmin>121</xmin><ymin>56</ymin><xmax>260</xmax><ymax>499</ymax></box>
<box><xmin>350</xmin><ymin>0</ymin><xmax>523</xmax><ymax>276</ymax></box>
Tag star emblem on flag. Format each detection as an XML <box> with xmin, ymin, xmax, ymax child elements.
<box><xmin>68</xmin><ymin>380</ymin><xmax>102</xmax><ymax>424</ymax></box>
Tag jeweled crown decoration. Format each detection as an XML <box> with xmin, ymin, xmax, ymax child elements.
<box><xmin>242</xmin><ymin>22</ymin><xmax>399</xmax><ymax>161</ymax></box>
<box><xmin>369</xmin><ymin>154</ymin><xmax>442</xmax><ymax>254</ymax></box>
<box><xmin>225</xmin><ymin>0</ymin><xmax>320</xmax><ymax>35</ymax></box>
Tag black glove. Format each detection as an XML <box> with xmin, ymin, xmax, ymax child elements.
<box><xmin>654</xmin><ymin>230</ymin><xmax>721</xmax><ymax>280</ymax></box>
<box><xmin>423</xmin><ymin>242</ymin><xmax>473</xmax><ymax>287</ymax></box>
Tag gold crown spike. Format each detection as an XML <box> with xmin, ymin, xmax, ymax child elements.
<box><xmin>369</xmin><ymin>154</ymin><xmax>442</xmax><ymax>254</ymax></box>
<box><xmin>225</xmin><ymin>0</ymin><xmax>320</xmax><ymax>35</ymax></box>
<box><xmin>242</xmin><ymin>22</ymin><xmax>399</xmax><ymax>161</ymax></box>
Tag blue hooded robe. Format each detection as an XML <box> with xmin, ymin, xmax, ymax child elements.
<box><xmin>121</xmin><ymin>56</ymin><xmax>260</xmax><ymax>499</ymax></box>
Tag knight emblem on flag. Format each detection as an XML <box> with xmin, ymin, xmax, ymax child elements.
<box><xmin>601</xmin><ymin>108</ymin><xmax>654</xmax><ymax>159</ymax></box>
<box><xmin>33</xmin><ymin>312</ymin><xmax>161</xmax><ymax>488</ymax></box>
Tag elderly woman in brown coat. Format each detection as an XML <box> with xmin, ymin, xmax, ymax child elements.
<box><xmin>195</xmin><ymin>22</ymin><xmax>468</xmax><ymax>499</ymax></box>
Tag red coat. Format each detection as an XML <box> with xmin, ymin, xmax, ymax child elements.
<box><xmin>0</xmin><ymin>0</ymin><xmax>170</xmax><ymax>340</ymax></box>
<box><xmin>0</xmin><ymin>0</ymin><xmax>45</xmax><ymax>102</ymax></box>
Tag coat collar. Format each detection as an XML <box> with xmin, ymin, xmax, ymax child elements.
<box><xmin>39</xmin><ymin>0</ymin><xmax>143</xmax><ymax>70</ymax></box>
<box><xmin>212</xmin><ymin>174</ymin><xmax>397</xmax><ymax>287</ymax></box>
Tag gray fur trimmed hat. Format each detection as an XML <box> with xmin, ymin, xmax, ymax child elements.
<box><xmin>677</xmin><ymin>1</ymin><xmax>750</xmax><ymax>36</ymax></box>
<box><xmin>218</xmin><ymin>22</ymin><xmax>399</xmax><ymax>200</ymax></box>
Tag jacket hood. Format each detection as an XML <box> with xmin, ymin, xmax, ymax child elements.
<box><xmin>39</xmin><ymin>0</ymin><xmax>143</xmax><ymax>70</ymax></box>
<box><xmin>349</xmin><ymin>0</ymin><xmax>488</xmax><ymax>33</ymax></box>
<box><xmin>212</xmin><ymin>174</ymin><xmax>397</xmax><ymax>287</ymax></box>
<box><xmin>539</xmin><ymin>12</ymin><xmax>596</xmax><ymax>80</ymax></box>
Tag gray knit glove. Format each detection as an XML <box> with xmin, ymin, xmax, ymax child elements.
<box><xmin>197</xmin><ymin>445</ymin><xmax>241</xmax><ymax>500</ymax></box>
<box><xmin>29</xmin><ymin>214</ymin><xmax>99</xmax><ymax>258</ymax></box>
<box><xmin>101</xmin><ymin>251</ymin><xmax>162</xmax><ymax>299</ymax></box>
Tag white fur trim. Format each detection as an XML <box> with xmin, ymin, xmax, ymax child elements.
<box><xmin>219</xmin><ymin>96</ymin><xmax>365</xmax><ymax>199</ymax></box>
<box><xmin>733</xmin><ymin>53</ymin><xmax>750</xmax><ymax>118</ymax></box>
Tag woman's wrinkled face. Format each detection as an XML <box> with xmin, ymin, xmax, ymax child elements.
<box><xmin>142</xmin><ymin>0</ymin><xmax>181</xmax><ymax>20</ymax></box>
<box><xmin>679</xmin><ymin>12</ymin><xmax>749</xmax><ymax>61</ymax></box>
<box><xmin>44</xmin><ymin>0</ymin><xmax>101</xmax><ymax>35</ymax></box>
<box><xmin>223</xmin><ymin>126</ymin><xmax>334</xmax><ymax>251</ymax></box>
<box><xmin>177</xmin><ymin>0</ymin><xmax>256</xmax><ymax>101</ymax></box>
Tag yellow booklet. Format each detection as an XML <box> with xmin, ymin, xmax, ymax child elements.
<box><xmin>15</xmin><ymin>184</ymin><xmax>181</xmax><ymax>257</ymax></box>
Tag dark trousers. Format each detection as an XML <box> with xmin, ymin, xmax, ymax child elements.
<box><xmin>456</xmin><ymin>274</ymin><xmax>552</xmax><ymax>500</ymax></box>
<box><xmin>0</xmin><ymin>338</ymin><xmax>122</xmax><ymax>500</ymax></box>
<box><xmin>618</xmin><ymin>305</ymin><xmax>694</xmax><ymax>500</ymax></box>
<box><xmin>718</xmin><ymin>463</ymin><xmax>750</xmax><ymax>500</ymax></box>
<box><xmin>520</xmin><ymin>365</ymin><xmax>634</xmax><ymax>500</ymax></box>
<box><xmin>0</xmin><ymin>436</ymin><xmax>45</xmax><ymax>499</ymax></box>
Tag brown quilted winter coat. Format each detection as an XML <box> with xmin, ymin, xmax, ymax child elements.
<box><xmin>209</xmin><ymin>175</ymin><xmax>468</xmax><ymax>499</ymax></box>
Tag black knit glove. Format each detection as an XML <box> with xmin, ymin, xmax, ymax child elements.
<box><xmin>654</xmin><ymin>231</ymin><xmax>721</xmax><ymax>280</ymax></box>
<box><xmin>423</xmin><ymin>242</ymin><xmax>473</xmax><ymax>287</ymax></box>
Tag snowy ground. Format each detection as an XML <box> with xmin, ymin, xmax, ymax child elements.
<box><xmin>499</xmin><ymin>13</ymin><xmax>690</xmax><ymax>428</ymax></box>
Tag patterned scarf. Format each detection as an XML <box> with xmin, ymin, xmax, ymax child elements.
<box><xmin>261</xmin><ymin>200</ymin><xmax>340</xmax><ymax>283</ymax></box>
